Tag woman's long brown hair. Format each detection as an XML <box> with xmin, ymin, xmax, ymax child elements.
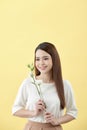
<box><xmin>34</xmin><ymin>42</ymin><xmax>65</xmax><ymax>109</ymax></box>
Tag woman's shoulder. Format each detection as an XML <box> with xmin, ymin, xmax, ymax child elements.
<box><xmin>17</xmin><ymin>77</ymin><xmax>33</xmax><ymax>93</ymax></box>
<box><xmin>63</xmin><ymin>79</ymin><xmax>73</xmax><ymax>92</ymax></box>
<box><xmin>63</xmin><ymin>79</ymin><xmax>72</xmax><ymax>86</ymax></box>
<box><xmin>19</xmin><ymin>77</ymin><xmax>32</xmax><ymax>89</ymax></box>
<box><xmin>22</xmin><ymin>77</ymin><xmax>31</xmax><ymax>84</ymax></box>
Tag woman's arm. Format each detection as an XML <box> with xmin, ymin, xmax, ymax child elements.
<box><xmin>13</xmin><ymin>109</ymin><xmax>36</xmax><ymax>118</ymax></box>
<box><xmin>13</xmin><ymin>100</ymin><xmax>45</xmax><ymax>118</ymax></box>
<box><xmin>56</xmin><ymin>114</ymin><xmax>75</xmax><ymax>125</ymax></box>
<box><xmin>44</xmin><ymin>112</ymin><xmax>75</xmax><ymax>126</ymax></box>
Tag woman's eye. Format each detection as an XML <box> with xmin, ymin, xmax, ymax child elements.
<box><xmin>36</xmin><ymin>58</ymin><xmax>40</xmax><ymax>61</ymax></box>
<box><xmin>44</xmin><ymin>58</ymin><xmax>49</xmax><ymax>60</ymax></box>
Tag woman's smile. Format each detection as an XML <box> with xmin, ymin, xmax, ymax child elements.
<box><xmin>39</xmin><ymin>66</ymin><xmax>47</xmax><ymax>70</ymax></box>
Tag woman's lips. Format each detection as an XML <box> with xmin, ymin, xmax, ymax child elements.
<box><xmin>39</xmin><ymin>66</ymin><xmax>47</xmax><ymax>70</ymax></box>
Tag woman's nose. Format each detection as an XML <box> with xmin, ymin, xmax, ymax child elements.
<box><xmin>39</xmin><ymin>59</ymin><xmax>44</xmax><ymax>65</ymax></box>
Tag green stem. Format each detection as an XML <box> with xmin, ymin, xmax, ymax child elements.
<box><xmin>32</xmin><ymin>75</ymin><xmax>42</xmax><ymax>99</ymax></box>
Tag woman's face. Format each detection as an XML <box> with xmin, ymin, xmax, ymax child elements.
<box><xmin>35</xmin><ymin>49</ymin><xmax>53</xmax><ymax>74</ymax></box>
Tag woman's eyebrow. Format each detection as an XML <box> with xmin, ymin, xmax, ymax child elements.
<box><xmin>36</xmin><ymin>56</ymin><xmax>49</xmax><ymax>58</ymax></box>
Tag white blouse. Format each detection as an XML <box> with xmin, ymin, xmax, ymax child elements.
<box><xmin>12</xmin><ymin>77</ymin><xmax>78</xmax><ymax>123</ymax></box>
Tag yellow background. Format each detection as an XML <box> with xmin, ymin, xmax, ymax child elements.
<box><xmin>0</xmin><ymin>0</ymin><xmax>87</xmax><ymax>130</ymax></box>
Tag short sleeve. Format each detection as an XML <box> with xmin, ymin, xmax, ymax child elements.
<box><xmin>64</xmin><ymin>80</ymin><xmax>78</xmax><ymax>118</ymax></box>
<box><xmin>12</xmin><ymin>79</ymin><xmax>28</xmax><ymax>114</ymax></box>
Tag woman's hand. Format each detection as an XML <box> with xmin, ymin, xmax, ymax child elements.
<box><xmin>44</xmin><ymin>112</ymin><xmax>59</xmax><ymax>126</ymax></box>
<box><xmin>34</xmin><ymin>99</ymin><xmax>46</xmax><ymax>116</ymax></box>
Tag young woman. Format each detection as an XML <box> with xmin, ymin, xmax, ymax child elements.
<box><xmin>12</xmin><ymin>42</ymin><xmax>78</xmax><ymax>130</ymax></box>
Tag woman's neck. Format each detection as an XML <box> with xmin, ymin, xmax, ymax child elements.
<box><xmin>36</xmin><ymin>73</ymin><xmax>53</xmax><ymax>83</ymax></box>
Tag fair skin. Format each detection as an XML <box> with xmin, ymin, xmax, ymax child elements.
<box><xmin>35</xmin><ymin>49</ymin><xmax>53</xmax><ymax>83</ymax></box>
<box><xmin>13</xmin><ymin>49</ymin><xmax>75</xmax><ymax>125</ymax></box>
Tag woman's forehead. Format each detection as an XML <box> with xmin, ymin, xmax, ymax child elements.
<box><xmin>35</xmin><ymin>49</ymin><xmax>51</xmax><ymax>57</ymax></box>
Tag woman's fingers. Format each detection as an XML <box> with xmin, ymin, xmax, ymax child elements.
<box><xmin>36</xmin><ymin>100</ymin><xmax>46</xmax><ymax>110</ymax></box>
<box><xmin>44</xmin><ymin>112</ymin><xmax>54</xmax><ymax>122</ymax></box>
<box><xmin>38</xmin><ymin>100</ymin><xmax>45</xmax><ymax>106</ymax></box>
<box><xmin>37</xmin><ymin>104</ymin><xmax>45</xmax><ymax>111</ymax></box>
<box><xmin>44</xmin><ymin>112</ymin><xmax>59</xmax><ymax>125</ymax></box>
<box><xmin>45</xmin><ymin>112</ymin><xmax>53</xmax><ymax>118</ymax></box>
<box><xmin>34</xmin><ymin>100</ymin><xmax>46</xmax><ymax>116</ymax></box>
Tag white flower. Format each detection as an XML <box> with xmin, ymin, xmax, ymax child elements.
<box><xmin>29</xmin><ymin>72</ymin><xmax>33</xmax><ymax>77</ymax></box>
<box><xmin>28</xmin><ymin>64</ymin><xmax>43</xmax><ymax>99</ymax></box>
<box><xmin>27</xmin><ymin>63</ymin><xmax>46</xmax><ymax>110</ymax></box>
<box><xmin>28</xmin><ymin>72</ymin><xmax>35</xmax><ymax>82</ymax></box>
